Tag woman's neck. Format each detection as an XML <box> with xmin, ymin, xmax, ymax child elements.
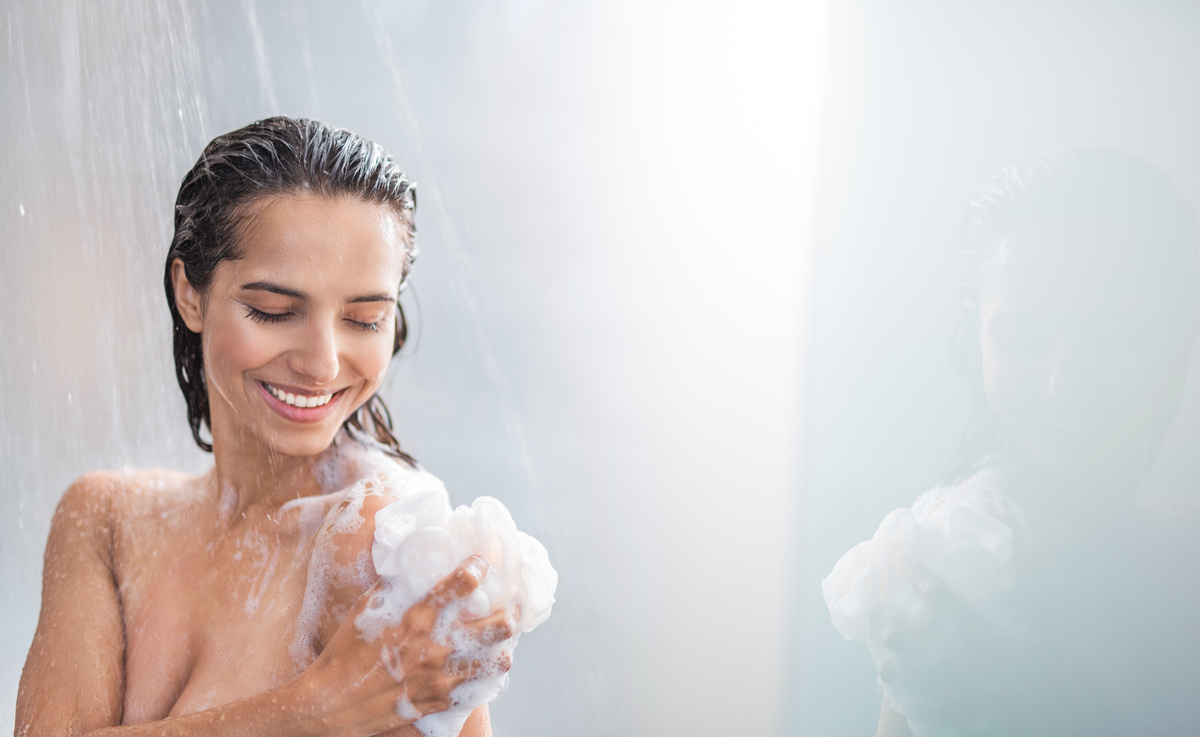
<box><xmin>207</xmin><ymin>429</ymin><xmax>328</xmax><ymax>523</ymax></box>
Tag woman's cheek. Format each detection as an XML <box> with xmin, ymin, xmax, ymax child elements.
<box><xmin>201</xmin><ymin>313</ymin><xmax>281</xmax><ymax>397</ymax></box>
<box><xmin>355</xmin><ymin>332</ymin><xmax>395</xmax><ymax>390</ymax></box>
<box><xmin>216</xmin><ymin>316</ymin><xmax>273</xmax><ymax>366</ymax></box>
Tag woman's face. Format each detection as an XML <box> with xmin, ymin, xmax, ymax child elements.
<box><xmin>176</xmin><ymin>193</ymin><xmax>406</xmax><ymax>459</ymax></box>
<box><xmin>978</xmin><ymin>220</ymin><xmax>1196</xmax><ymax>482</ymax></box>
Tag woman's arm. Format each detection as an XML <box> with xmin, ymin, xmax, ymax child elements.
<box><xmin>16</xmin><ymin>474</ymin><xmax>495</xmax><ymax>737</ymax></box>
<box><xmin>16</xmin><ymin>474</ymin><xmax>126</xmax><ymax>735</ymax></box>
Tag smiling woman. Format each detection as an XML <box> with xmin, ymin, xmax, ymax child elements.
<box><xmin>171</xmin><ymin>194</ymin><xmax>405</xmax><ymax>459</ymax></box>
<box><xmin>14</xmin><ymin>117</ymin><xmax>539</xmax><ymax>737</ymax></box>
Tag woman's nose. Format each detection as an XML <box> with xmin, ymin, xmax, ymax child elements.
<box><xmin>289</xmin><ymin>321</ymin><xmax>340</xmax><ymax>384</ymax></box>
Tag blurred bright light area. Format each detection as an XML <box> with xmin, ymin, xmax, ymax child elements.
<box><xmin>0</xmin><ymin>2</ymin><xmax>827</xmax><ymax>736</ymax></box>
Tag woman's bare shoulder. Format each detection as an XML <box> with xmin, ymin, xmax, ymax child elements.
<box><xmin>54</xmin><ymin>467</ymin><xmax>208</xmax><ymax>551</ymax></box>
<box><xmin>294</xmin><ymin>448</ymin><xmax>451</xmax><ymax>655</ymax></box>
<box><xmin>61</xmin><ymin>466</ymin><xmax>204</xmax><ymax>512</ymax></box>
<box><xmin>309</xmin><ymin>454</ymin><xmax>446</xmax><ymax>561</ymax></box>
<box><xmin>308</xmin><ymin>443</ymin><xmax>447</xmax><ymax>539</ymax></box>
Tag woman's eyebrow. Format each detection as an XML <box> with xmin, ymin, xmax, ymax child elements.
<box><xmin>240</xmin><ymin>281</ymin><xmax>307</xmax><ymax>299</ymax></box>
<box><xmin>240</xmin><ymin>281</ymin><xmax>394</xmax><ymax>304</ymax></box>
<box><xmin>347</xmin><ymin>293</ymin><xmax>397</xmax><ymax>304</ymax></box>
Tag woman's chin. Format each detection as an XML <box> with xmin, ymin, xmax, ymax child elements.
<box><xmin>257</xmin><ymin>424</ymin><xmax>344</xmax><ymax>459</ymax></box>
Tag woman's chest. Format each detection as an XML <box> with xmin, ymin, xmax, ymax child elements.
<box><xmin>116</xmin><ymin>519</ymin><xmax>322</xmax><ymax>722</ymax></box>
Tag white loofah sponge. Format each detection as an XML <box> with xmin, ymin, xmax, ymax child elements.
<box><xmin>357</xmin><ymin>493</ymin><xmax>558</xmax><ymax>737</ymax></box>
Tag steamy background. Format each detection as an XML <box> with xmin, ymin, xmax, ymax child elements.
<box><xmin>3</xmin><ymin>1</ymin><xmax>1199</xmax><ymax>736</ymax></box>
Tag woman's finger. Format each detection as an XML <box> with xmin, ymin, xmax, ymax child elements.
<box><xmin>459</xmin><ymin>608</ymin><xmax>517</xmax><ymax>646</ymax></box>
<box><xmin>391</xmin><ymin>556</ymin><xmax>490</xmax><ymax>641</ymax></box>
<box><xmin>424</xmin><ymin>555</ymin><xmax>490</xmax><ymax>610</ymax></box>
<box><xmin>443</xmin><ymin>644</ymin><xmax>515</xmax><ymax>680</ymax></box>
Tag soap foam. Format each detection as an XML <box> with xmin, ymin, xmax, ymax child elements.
<box><xmin>287</xmin><ymin>439</ymin><xmax>451</xmax><ymax>669</ymax></box>
<box><xmin>357</xmin><ymin>495</ymin><xmax>558</xmax><ymax>737</ymax></box>
<box><xmin>285</xmin><ymin>482</ymin><xmax>374</xmax><ymax>668</ymax></box>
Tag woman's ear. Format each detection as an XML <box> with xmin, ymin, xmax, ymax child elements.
<box><xmin>171</xmin><ymin>259</ymin><xmax>205</xmax><ymax>333</ymax></box>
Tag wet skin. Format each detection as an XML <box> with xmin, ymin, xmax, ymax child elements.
<box><xmin>16</xmin><ymin>195</ymin><xmax>513</xmax><ymax>737</ymax></box>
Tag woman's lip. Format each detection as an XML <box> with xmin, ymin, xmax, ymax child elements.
<box><xmin>261</xmin><ymin>380</ymin><xmax>340</xmax><ymax>397</ymax></box>
<box><xmin>256</xmin><ymin>381</ymin><xmax>345</xmax><ymax>423</ymax></box>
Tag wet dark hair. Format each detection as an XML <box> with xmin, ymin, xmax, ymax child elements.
<box><xmin>164</xmin><ymin>116</ymin><xmax>417</xmax><ymax>464</ymax></box>
<box><xmin>944</xmin><ymin>146</ymin><xmax>1200</xmax><ymax>482</ymax></box>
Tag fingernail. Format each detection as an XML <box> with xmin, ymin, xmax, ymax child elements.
<box><xmin>467</xmin><ymin>554</ymin><xmax>490</xmax><ymax>576</ymax></box>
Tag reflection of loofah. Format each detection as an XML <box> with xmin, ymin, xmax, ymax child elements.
<box><xmin>822</xmin><ymin>477</ymin><xmax>1030</xmax><ymax>736</ymax></box>
<box><xmin>357</xmin><ymin>494</ymin><xmax>558</xmax><ymax>737</ymax></box>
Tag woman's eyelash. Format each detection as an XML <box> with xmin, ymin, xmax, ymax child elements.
<box><xmin>245</xmin><ymin>306</ymin><xmax>289</xmax><ymax>324</ymax></box>
<box><xmin>244</xmin><ymin>305</ymin><xmax>382</xmax><ymax>332</ymax></box>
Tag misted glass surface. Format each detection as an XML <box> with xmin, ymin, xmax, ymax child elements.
<box><xmin>792</xmin><ymin>2</ymin><xmax>1200</xmax><ymax>736</ymax></box>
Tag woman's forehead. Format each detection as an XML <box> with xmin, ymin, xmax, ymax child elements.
<box><xmin>226</xmin><ymin>194</ymin><xmax>406</xmax><ymax>291</ymax></box>
<box><xmin>980</xmin><ymin>220</ymin><xmax>1179</xmax><ymax>316</ymax></box>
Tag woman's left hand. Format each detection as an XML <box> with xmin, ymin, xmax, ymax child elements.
<box><xmin>874</xmin><ymin>567</ymin><xmax>1016</xmax><ymax>734</ymax></box>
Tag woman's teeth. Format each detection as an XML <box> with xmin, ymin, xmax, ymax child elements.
<box><xmin>266</xmin><ymin>383</ymin><xmax>334</xmax><ymax>408</ymax></box>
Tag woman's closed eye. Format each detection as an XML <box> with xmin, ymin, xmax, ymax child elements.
<box><xmin>348</xmin><ymin>317</ymin><xmax>383</xmax><ymax>332</ymax></box>
<box><xmin>245</xmin><ymin>305</ymin><xmax>291</xmax><ymax>324</ymax></box>
<box><xmin>241</xmin><ymin>304</ymin><xmax>388</xmax><ymax>332</ymax></box>
<box><xmin>344</xmin><ymin>306</ymin><xmax>392</xmax><ymax>333</ymax></box>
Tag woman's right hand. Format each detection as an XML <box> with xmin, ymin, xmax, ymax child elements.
<box><xmin>293</xmin><ymin>554</ymin><xmax>516</xmax><ymax>737</ymax></box>
<box><xmin>875</xmin><ymin>567</ymin><xmax>1016</xmax><ymax>735</ymax></box>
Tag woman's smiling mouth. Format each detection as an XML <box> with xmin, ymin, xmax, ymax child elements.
<box><xmin>263</xmin><ymin>381</ymin><xmax>335</xmax><ymax>408</ymax></box>
<box><xmin>257</xmin><ymin>380</ymin><xmax>346</xmax><ymax>422</ymax></box>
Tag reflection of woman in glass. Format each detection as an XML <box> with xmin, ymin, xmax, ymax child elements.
<box><xmin>16</xmin><ymin>118</ymin><xmax>516</xmax><ymax>736</ymax></box>
<box><xmin>824</xmin><ymin>148</ymin><xmax>1200</xmax><ymax>736</ymax></box>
